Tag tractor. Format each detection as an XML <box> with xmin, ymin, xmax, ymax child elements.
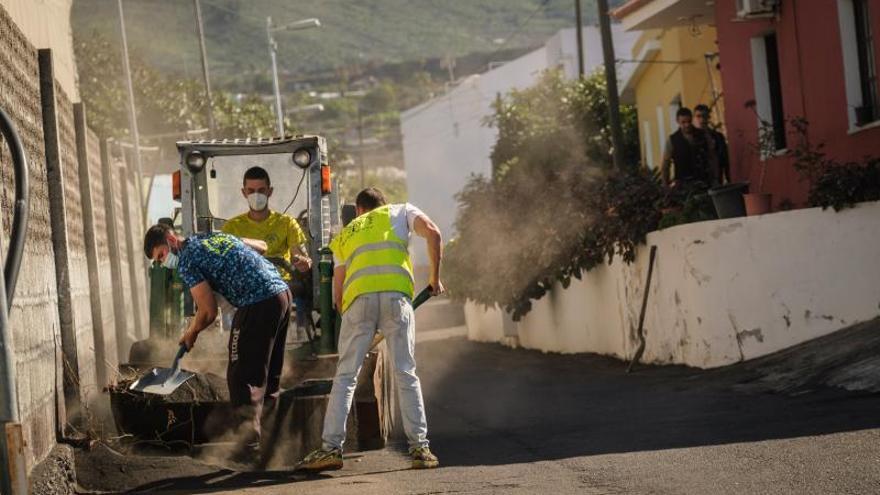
<box><xmin>111</xmin><ymin>136</ymin><xmax>395</xmax><ymax>469</ymax></box>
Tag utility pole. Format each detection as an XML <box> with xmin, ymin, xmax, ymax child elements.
<box><xmin>575</xmin><ymin>0</ymin><xmax>585</xmax><ymax>78</ymax></box>
<box><xmin>596</xmin><ymin>0</ymin><xmax>625</xmax><ymax>169</ymax></box>
<box><xmin>193</xmin><ymin>0</ymin><xmax>216</xmax><ymax>136</ymax></box>
<box><xmin>116</xmin><ymin>0</ymin><xmax>147</xmax><ymax>217</ymax></box>
<box><xmin>266</xmin><ymin>17</ymin><xmax>321</xmax><ymax>137</ymax></box>
<box><xmin>267</xmin><ymin>16</ymin><xmax>284</xmax><ymax>136</ymax></box>
<box><xmin>357</xmin><ymin>105</ymin><xmax>365</xmax><ymax>189</ymax></box>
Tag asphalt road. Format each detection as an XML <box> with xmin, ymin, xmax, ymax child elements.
<box><xmin>115</xmin><ymin>328</ymin><xmax>880</xmax><ymax>494</ymax></box>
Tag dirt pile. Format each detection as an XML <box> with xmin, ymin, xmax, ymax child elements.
<box><xmin>116</xmin><ymin>371</ymin><xmax>229</xmax><ymax>403</ymax></box>
<box><xmin>110</xmin><ymin>371</ymin><xmax>234</xmax><ymax>445</ymax></box>
<box><xmin>74</xmin><ymin>442</ymin><xmax>219</xmax><ymax>493</ymax></box>
<box><xmin>29</xmin><ymin>445</ymin><xmax>76</xmax><ymax>495</ymax></box>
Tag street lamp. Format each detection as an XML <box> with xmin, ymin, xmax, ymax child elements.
<box><xmin>267</xmin><ymin>16</ymin><xmax>321</xmax><ymax>136</ymax></box>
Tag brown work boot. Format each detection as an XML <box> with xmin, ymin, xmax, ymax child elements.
<box><xmin>410</xmin><ymin>446</ymin><xmax>439</xmax><ymax>469</ymax></box>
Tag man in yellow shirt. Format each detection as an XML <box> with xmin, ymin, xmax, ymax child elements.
<box><xmin>222</xmin><ymin>166</ymin><xmax>312</xmax><ymax>340</ymax></box>
<box><xmin>222</xmin><ymin>166</ymin><xmax>311</xmax><ymax>273</ymax></box>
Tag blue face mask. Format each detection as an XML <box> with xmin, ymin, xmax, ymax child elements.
<box><xmin>161</xmin><ymin>251</ymin><xmax>179</xmax><ymax>270</ymax></box>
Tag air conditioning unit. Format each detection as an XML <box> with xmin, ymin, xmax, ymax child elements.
<box><xmin>736</xmin><ymin>0</ymin><xmax>778</xmax><ymax>18</ymax></box>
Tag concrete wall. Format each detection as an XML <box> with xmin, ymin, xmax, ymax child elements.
<box><xmin>0</xmin><ymin>6</ymin><xmax>65</xmax><ymax>469</ymax></box>
<box><xmin>0</xmin><ymin>0</ymin><xmax>77</xmax><ymax>100</ymax></box>
<box><xmin>108</xmin><ymin>153</ymin><xmax>138</xmax><ymax>362</ymax></box>
<box><xmin>465</xmin><ymin>201</ymin><xmax>880</xmax><ymax>369</ymax></box>
<box><xmin>463</xmin><ymin>302</ymin><xmax>505</xmax><ymax>344</ymax></box>
<box><xmin>401</xmin><ymin>26</ymin><xmax>639</xmax><ymax>269</ymax></box>
<box><xmin>51</xmin><ymin>70</ymin><xmax>99</xmax><ymax>411</ymax></box>
<box><xmin>81</xmin><ymin>127</ymin><xmax>118</xmax><ymax>387</ymax></box>
<box><xmin>120</xmin><ymin>155</ymin><xmax>149</xmax><ymax>349</ymax></box>
<box><xmin>0</xmin><ymin>2</ymin><xmax>146</xmax><ymax>470</ymax></box>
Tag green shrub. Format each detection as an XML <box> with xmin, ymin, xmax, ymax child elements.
<box><xmin>809</xmin><ymin>158</ymin><xmax>880</xmax><ymax>211</ymax></box>
<box><xmin>445</xmin><ymin>69</ymin><xmax>669</xmax><ymax>320</ymax></box>
<box><xmin>790</xmin><ymin>117</ymin><xmax>880</xmax><ymax>211</ymax></box>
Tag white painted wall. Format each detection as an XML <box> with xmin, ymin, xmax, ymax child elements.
<box><xmin>465</xmin><ymin>201</ymin><xmax>880</xmax><ymax>368</ymax></box>
<box><xmin>401</xmin><ymin>25</ymin><xmax>639</xmax><ymax>268</ymax></box>
<box><xmin>463</xmin><ymin>302</ymin><xmax>506</xmax><ymax>344</ymax></box>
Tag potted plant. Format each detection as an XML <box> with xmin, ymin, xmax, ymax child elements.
<box><xmin>708</xmin><ymin>181</ymin><xmax>749</xmax><ymax>218</ymax></box>
<box><xmin>742</xmin><ymin>103</ymin><xmax>774</xmax><ymax>215</ymax></box>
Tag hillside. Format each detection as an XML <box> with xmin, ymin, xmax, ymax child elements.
<box><xmin>72</xmin><ymin>0</ymin><xmax>616</xmax><ymax>88</ymax></box>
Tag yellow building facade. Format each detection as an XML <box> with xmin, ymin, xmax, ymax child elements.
<box><xmin>619</xmin><ymin>26</ymin><xmax>722</xmax><ymax>170</ymax></box>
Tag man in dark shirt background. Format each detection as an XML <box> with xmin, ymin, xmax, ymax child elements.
<box><xmin>694</xmin><ymin>104</ymin><xmax>730</xmax><ymax>184</ymax></box>
<box><xmin>661</xmin><ymin>107</ymin><xmax>720</xmax><ymax>188</ymax></box>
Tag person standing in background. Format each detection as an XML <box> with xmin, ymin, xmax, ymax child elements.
<box><xmin>661</xmin><ymin>107</ymin><xmax>720</xmax><ymax>188</ymax></box>
<box><xmin>694</xmin><ymin>104</ymin><xmax>730</xmax><ymax>184</ymax></box>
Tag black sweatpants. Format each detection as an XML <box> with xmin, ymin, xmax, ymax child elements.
<box><xmin>227</xmin><ymin>289</ymin><xmax>291</xmax><ymax>441</ymax></box>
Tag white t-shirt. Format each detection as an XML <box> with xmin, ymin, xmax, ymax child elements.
<box><xmin>333</xmin><ymin>203</ymin><xmax>425</xmax><ymax>266</ymax></box>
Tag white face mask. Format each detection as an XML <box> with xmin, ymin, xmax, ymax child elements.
<box><xmin>162</xmin><ymin>251</ymin><xmax>179</xmax><ymax>270</ymax></box>
<box><xmin>247</xmin><ymin>192</ymin><xmax>269</xmax><ymax>211</ymax></box>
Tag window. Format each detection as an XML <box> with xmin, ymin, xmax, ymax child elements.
<box><xmin>750</xmin><ymin>32</ymin><xmax>787</xmax><ymax>151</ymax></box>
<box><xmin>839</xmin><ymin>0</ymin><xmax>880</xmax><ymax>127</ymax></box>
<box><xmin>854</xmin><ymin>0</ymin><xmax>879</xmax><ymax>124</ymax></box>
<box><xmin>764</xmin><ymin>34</ymin><xmax>787</xmax><ymax>149</ymax></box>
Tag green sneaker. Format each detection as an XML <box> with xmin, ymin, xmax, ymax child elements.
<box><xmin>410</xmin><ymin>446</ymin><xmax>439</xmax><ymax>469</ymax></box>
<box><xmin>298</xmin><ymin>447</ymin><xmax>343</xmax><ymax>472</ymax></box>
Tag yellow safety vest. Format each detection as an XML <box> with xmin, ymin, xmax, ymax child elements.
<box><xmin>330</xmin><ymin>205</ymin><xmax>414</xmax><ymax>312</ymax></box>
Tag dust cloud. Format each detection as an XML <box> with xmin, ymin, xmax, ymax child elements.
<box><xmin>446</xmin><ymin>123</ymin><xmax>604</xmax><ymax>320</ymax></box>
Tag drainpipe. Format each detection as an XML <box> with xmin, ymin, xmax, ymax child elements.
<box><xmin>0</xmin><ymin>107</ymin><xmax>31</xmax><ymax>494</ymax></box>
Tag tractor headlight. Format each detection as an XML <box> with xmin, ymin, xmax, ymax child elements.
<box><xmin>185</xmin><ymin>150</ymin><xmax>206</xmax><ymax>172</ymax></box>
<box><xmin>292</xmin><ymin>148</ymin><xmax>312</xmax><ymax>169</ymax></box>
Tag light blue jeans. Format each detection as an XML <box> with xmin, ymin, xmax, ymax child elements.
<box><xmin>321</xmin><ymin>291</ymin><xmax>429</xmax><ymax>450</ymax></box>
